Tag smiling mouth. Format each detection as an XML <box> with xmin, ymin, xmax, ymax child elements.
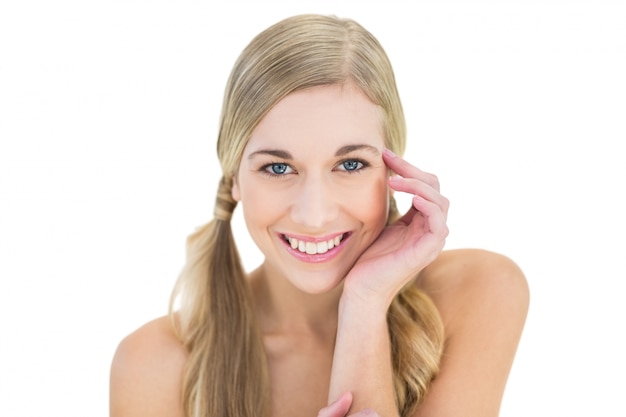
<box><xmin>282</xmin><ymin>233</ymin><xmax>346</xmax><ymax>255</ymax></box>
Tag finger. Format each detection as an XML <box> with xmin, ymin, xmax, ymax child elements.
<box><xmin>401</xmin><ymin>197</ymin><xmax>449</xmax><ymax>267</ymax></box>
<box><xmin>318</xmin><ymin>392</ymin><xmax>353</xmax><ymax>417</ymax></box>
<box><xmin>383</xmin><ymin>148</ymin><xmax>440</xmax><ymax>192</ymax></box>
<box><xmin>395</xmin><ymin>194</ymin><xmax>448</xmax><ymax>238</ymax></box>
<box><xmin>409</xmin><ymin>195</ymin><xmax>449</xmax><ymax>240</ymax></box>
<box><xmin>388</xmin><ymin>176</ymin><xmax>449</xmax><ymax>220</ymax></box>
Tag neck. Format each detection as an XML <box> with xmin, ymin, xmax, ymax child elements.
<box><xmin>248</xmin><ymin>264</ymin><xmax>342</xmax><ymax>338</ymax></box>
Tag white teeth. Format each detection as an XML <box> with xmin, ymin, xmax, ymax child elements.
<box><xmin>306</xmin><ymin>242</ymin><xmax>316</xmax><ymax>254</ymax></box>
<box><xmin>317</xmin><ymin>241</ymin><xmax>328</xmax><ymax>254</ymax></box>
<box><xmin>286</xmin><ymin>234</ymin><xmax>344</xmax><ymax>255</ymax></box>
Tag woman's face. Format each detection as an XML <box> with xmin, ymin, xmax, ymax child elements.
<box><xmin>232</xmin><ymin>82</ymin><xmax>389</xmax><ymax>294</ymax></box>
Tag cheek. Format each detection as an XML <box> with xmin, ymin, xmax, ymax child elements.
<box><xmin>238</xmin><ymin>183</ymin><xmax>276</xmax><ymax>227</ymax></box>
<box><xmin>342</xmin><ymin>174</ymin><xmax>389</xmax><ymax>226</ymax></box>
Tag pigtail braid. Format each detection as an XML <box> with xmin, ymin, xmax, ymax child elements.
<box><xmin>170</xmin><ymin>177</ymin><xmax>269</xmax><ymax>417</ymax></box>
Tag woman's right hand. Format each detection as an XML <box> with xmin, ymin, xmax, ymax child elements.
<box><xmin>318</xmin><ymin>392</ymin><xmax>382</xmax><ymax>417</ymax></box>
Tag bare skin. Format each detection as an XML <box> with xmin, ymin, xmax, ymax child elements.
<box><xmin>111</xmin><ymin>83</ymin><xmax>529</xmax><ymax>417</ymax></box>
<box><xmin>109</xmin><ymin>248</ymin><xmax>529</xmax><ymax>417</ymax></box>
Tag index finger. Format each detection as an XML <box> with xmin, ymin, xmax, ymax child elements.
<box><xmin>382</xmin><ymin>148</ymin><xmax>440</xmax><ymax>192</ymax></box>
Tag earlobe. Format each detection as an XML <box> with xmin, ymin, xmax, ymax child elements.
<box><xmin>231</xmin><ymin>176</ymin><xmax>241</xmax><ymax>202</ymax></box>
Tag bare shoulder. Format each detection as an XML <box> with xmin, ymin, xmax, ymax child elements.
<box><xmin>413</xmin><ymin>249</ymin><xmax>530</xmax><ymax>417</ymax></box>
<box><xmin>109</xmin><ymin>315</ymin><xmax>186</xmax><ymax>417</ymax></box>
<box><xmin>417</xmin><ymin>248</ymin><xmax>529</xmax><ymax>326</ymax></box>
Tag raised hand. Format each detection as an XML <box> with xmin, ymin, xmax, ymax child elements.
<box><xmin>342</xmin><ymin>148</ymin><xmax>449</xmax><ymax>309</ymax></box>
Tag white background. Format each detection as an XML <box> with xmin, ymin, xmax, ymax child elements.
<box><xmin>1</xmin><ymin>1</ymin><xmax>625</xmax><ymax>416</ymax></box>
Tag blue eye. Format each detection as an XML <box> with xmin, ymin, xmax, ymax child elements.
<box><xmin>340</xmin><ymin>159</ymin><xmax>365</xmax><ymax>172</ymax></box>
<box><xmin>265</xmin><ymin>163</ymin><xmax>291</xmax><ymax>175</ymax></box>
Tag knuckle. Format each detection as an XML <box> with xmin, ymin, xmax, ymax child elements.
<box><xmin>427</xmin><ymin>173</ymin><xmax>440</xmax><ymax>188</ymax></box>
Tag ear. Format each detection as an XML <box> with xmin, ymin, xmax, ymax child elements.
<box><xmin>231</xmin><ymin>176</ymin><xmax>241</xmax><ymax>202</ymax></box>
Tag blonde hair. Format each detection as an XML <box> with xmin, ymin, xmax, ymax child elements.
<box><xmin>170</xmin><ymin>14</ymin><xmax>444</xmax><ymax>417</ymax></box>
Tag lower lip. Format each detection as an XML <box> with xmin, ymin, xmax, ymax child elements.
<box><xmin>280</xmin><ymin>234</ymin><xmax>350</xmax><ymax>263</ymax></box>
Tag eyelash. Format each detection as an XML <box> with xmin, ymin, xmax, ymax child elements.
<box><xmin>259</xmin><ymin>158</ymin><xmax>370</xmax><ymax>178</ymax></box>
<box><xmin>336</xmin><ymin>158</ymin><xmax>369</xmax><ymax>173</ymax></box>
<box><xmin>260</xmin><ymin>162</ymin><xmax>295</xmax><ymax>178</ymax></box>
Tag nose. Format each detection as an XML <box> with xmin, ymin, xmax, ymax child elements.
<box><xmin>290</xmin><ymin>175</ymin><xmax>339</xmax><ymax>229</ymax></box>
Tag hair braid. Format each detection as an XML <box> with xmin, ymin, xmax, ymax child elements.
<box><xmin>213</xmin><ymin>176</ymin><xmax>237</xmax><ymax>222</ymax></box>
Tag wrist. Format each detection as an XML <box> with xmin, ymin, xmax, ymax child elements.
<box><xmin>338</xmin><ymin>290</ymin><xmax>390</xmax><ymax>321</ymax></box>
<box><xmin>340</xmin><ymin>277</ymin><xmax>395</xmax><ymax>315</ymax></box>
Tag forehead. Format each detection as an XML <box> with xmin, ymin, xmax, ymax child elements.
<box><xmin>245</xmin><ymin>83</ymin><xmax>384</xmax><ymax>153</ymax></box>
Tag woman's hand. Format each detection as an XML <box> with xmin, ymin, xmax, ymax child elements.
<box><xmin>343</xmin><ymin>148</ymin><xmax>449</xmax><ymax>309</ymax></box>
<box><xmin>318</xmin><ymin>392</ymin><xmax>352</xmax><ymax>417</ymax></box>
<box><xmin>318</xmin><ymin>392</ymin><xmax>382</xmax><ymax>417</ymax></box>
<box><xmin>329</xmin><ymin>150</ymin><xmax>440</xmax><ymax>415</ymax></box>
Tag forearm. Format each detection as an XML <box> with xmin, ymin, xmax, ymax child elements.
<box><xmin>328</xmin><ymin>296</ymin><xmax>399</xmax><ymax>417</ymax></box>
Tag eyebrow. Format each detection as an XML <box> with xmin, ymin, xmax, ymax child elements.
<box><xmin>247</xmin><ymin>144</ymin><xmax>380</xmax><ymax>160</ymax></box>
<box><xmin>335</xmin><ymin>144</ymin><xmax>381</xmax><ymax>157</ymax></box>
<box><xmin>248</xmin><ymin>149</ymin><xmax>293</xmax><ymax>159</ymax></box>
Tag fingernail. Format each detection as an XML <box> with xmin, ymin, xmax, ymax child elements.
<box><xmin>383</xmin><ymin>148</ymin><xmax>396</xmax><ymax>157</ymax></box>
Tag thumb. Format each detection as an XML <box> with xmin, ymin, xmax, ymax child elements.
<box><xmin>317</xmin><ymin>392</ymin><xmax>353</xmax><ymax>417</ymax></box>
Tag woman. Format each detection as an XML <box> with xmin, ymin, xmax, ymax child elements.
<box><xmin>110</xmin><ymin>14</ymin><xmax>529</xmax><ymax>417</ymax></box>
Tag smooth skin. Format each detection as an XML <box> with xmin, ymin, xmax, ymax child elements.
<box><xmin>109</xmin><ymin>250</ymin><xmax>528</xmax><ymax>417</ymax></box>
<box><xmin>110</xmin><ymin>83</ymin><xmax>529</xmax><ymax>417</ymax></box>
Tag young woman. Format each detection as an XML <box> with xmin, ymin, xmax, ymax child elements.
<box><xmin>110</xmin><ymin>14</ymin><xmax>529</xmax><ymax>417</ymax></box>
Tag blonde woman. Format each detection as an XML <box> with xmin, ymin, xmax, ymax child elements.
<box><xmin>110</xmin><ymin>14</ymin><xmax>529</xmax><ymax>417</ymax></box>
